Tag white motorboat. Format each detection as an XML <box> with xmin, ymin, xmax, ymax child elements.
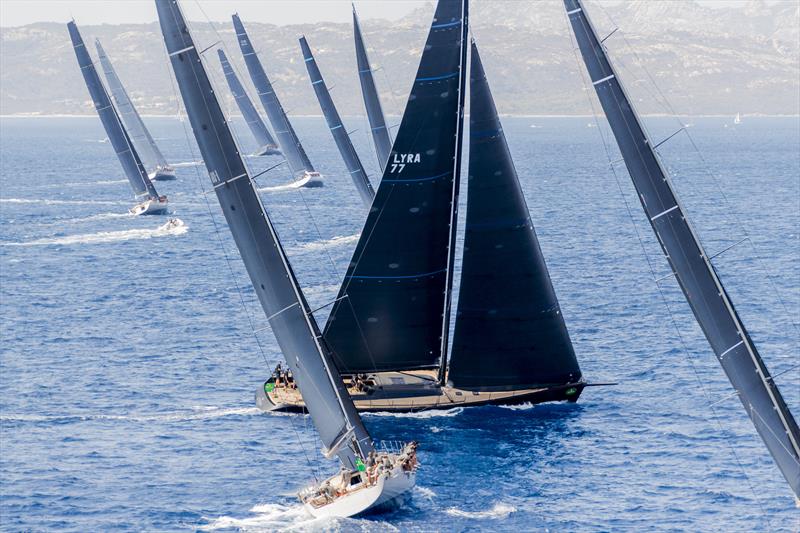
<box><xmin>296</xmin><ymin>170</ymin><xmax>323</xmax><ymax>188</ymax></box>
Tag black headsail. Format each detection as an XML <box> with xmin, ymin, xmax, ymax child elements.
<box><xmin>156</xmin><ymin>0</ymin><xmax>373</xmax><ymax>469</ymax></box>
<box><xmin>353</xmin><ymin>6</ymin><xmax>392</xmax><ymax>170</ymax></box>
<box><xmin>447</xmin><ymin>41</ymin><xmax>583</xmax><ymax>391</ymax></box>
<box><xmin>565</xmin><ymin>0</ymin><xmax>800</xmax><ymax>497</ymax></box>
<box><xmin>68</xmin><ymin>22</ymin><xmax>159</xmax><ymax>200</ymax></box>
<box><xmin>323</xmin><ymin>0</ymin><xmax>468</xmax><ymax>374</ymax></box>
<box><xmin>299</xmin><ymin>36</ymin><xmax>374</xmax><ymax>208</ymax></box>
<box><xmin>232</xmin><ymin>14</ymin><xmax>315</xmax><ymax>179</ymax></box>
<box><xmin>217</xmin><ymin>49</ymin><xmax>279</xmax><ymax>155</ymax></box>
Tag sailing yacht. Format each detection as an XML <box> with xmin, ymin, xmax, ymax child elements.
<box><xmin>232</xmin><ymin>14</ymin><xmax>323</xmax><ymax>188</ymax></box>
<box><xmin>258</xmin><ymin>0</ymin><xmax>585</xmax><ymax>414</ymax></box>
<box><xmin>156</xmin><ymin>0</ymin><xmax>417</xmax><ymax>517</ymax></box>
<box><xmin>68</xmin><ymin>22</ymin><xmax>168</xmax><ymax>215</ymax></box>
<box><xmin>95</xmin><ymin>40</ymin><xmax>176</xmax><ymax>181</ymax></box>
<box><xmin>734</xmin><ymin>112</ymin><xmax>742</xmax><ymax>125</ymax></box>
<box><xmin>217</xmin><ymin>49</ymin><xmax>281</xmax><ymax>156</ymax></box>
<box><xmin>564</xmin><ymin>0</ymin><xmax>799</xmax><ymax>500</ymax></box>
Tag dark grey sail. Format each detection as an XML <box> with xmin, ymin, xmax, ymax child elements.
<box><xmin>232</xmin><ymin>14</ymin><xmax>316</xmax><ymax>179</ymax></box>
<box><xmin>156</xmin><ymin>0</ymin><xmax>372</xmax><ymax>468</ymax></box>
<box><xmin>353</xmin><ymin>6</ymin><xmax>392</xmax><ymax>170</ymax></box>
<box><xmin>217</xmin><ymin>49</ymin><xmax>280</xmax><ymax>156</ymax></box>
<box><xmin>565</xmin><ymin>0</ymin><xmax>800</xmax><ymax>497</ymax></box>
<box><xmin>323</xmin><ymin>0</ymin><xmax>469</xmax><ymax>374</ymax></box>
<box><xmin>68</xmin><ymin>22</ymin><xmax>159</xmax><ymax>200</ymax></box>
<box><xmin>300</xmin><ymin>36</ymin><xmax>374</xmax><ymax>208</ymax></box>
<box><xmin>95</xmin><ymin>39</ymin><xmax>170</xmax><ymax>177</ymax></box>
<box><xmin>447</xmin><ymin>41</ymin><xmax>583</xmax><ymax>391</ymax></box>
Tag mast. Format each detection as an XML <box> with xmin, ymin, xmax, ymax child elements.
<box><xmin>565</xmin><ymin>0</ymin><xmax>800</xmax><ymax>497</ymax></box>
<box><xmin>155</xmin><ymin>0</ymin><xmax>373</xmax><ymax>467</ymax></box>
<box><xmin>352</xmin><ymin>5</ymin><xmax>393</xmax><ymax>170</ymax></box>
<box><xmin>95</xmin><ymin>39</ymin><xmax>170</xmax><ymax>176</ymax></box>
<box><xmin>323</xmin><ymin>0</ymin><xmax>468</xmax><ymax>375</ymax></box>
<box><xmin>217</xmin><ymin>49</ymin><xmax>279</xmax><ymax>155</ymax></box>
<box><xmin>447</xmin><ymin>41</ymin><xmax>582</xmax><ymax>391</ymax></box>
<box><xmin>68</xmin><ymin>22</ymin><xmax>159</xmax><ymax>200</ymax></box>
<box><xmin>232</xmin><ymin>14</ymin><xmax>315</xmax><ymax>179</ymax></box>
<box><xmin>299</xmin><ymin>36</ymin><xmax>375</xmax><ymax>208</ymax></box>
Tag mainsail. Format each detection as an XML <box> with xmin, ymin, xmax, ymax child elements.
<box><xmin>95</xmin><ymin>39</ymin><xmax>171</xmax><ymax>177</ymax></box>
<box><xmin>300</xmin><ymin>36</ymin><xmax>375</xmax><ymax>207</ymax></box>
<box><xmin>447</xmin><ymin>41</ymin><xmax>583</xmax><ymax>391</ymax></box>
<box><xmin>68</xmin><ymin>22</ymin><xmax>159</xmax><ymax>200</ymax></box>
<box><xmin>353</xmin><ymin>7</ymin><xmax>392</xmax><ymax>170</ymax></box>
<box><xmin>232</xmin><ymin>14</ymin><xmax>316</xmax><ymax>179</ymax></box>
<box><xmin>324</xmin><ymin>0</ymin><xmax>469</xmax><ymax>374</ymax></box>
<box><xmin>217</xmin><ymin>49</ymin><xmax>280</xmax><ymax>156</ymax></box>
<box><xmin>156</xmin><ymin>0</ymin><xmax>373</xmax><ymax>468</ymax></box>
<box><xmin>565</xmin><ymin>0</ymin><xmax>800</xmax><ymax>497</ymax></box>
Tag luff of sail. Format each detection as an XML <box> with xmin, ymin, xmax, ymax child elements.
<box><xmin>300</xmin><ymin>35</ymin><xmax>375</xmax><ymax>208</ymax></box>
<box><xmin>68</xmin><ymin>22</ymin><xmax>159</xmax><ymax>200</ymax></box>
<box><xmin>217</xmin><ymin>49</ymin><xmax>280</xmax><ymax>156</ymax></box>
<box><xmin>447</xmin><ymin>41</ymin><xmax>583</xmax><ymax>391</ymax></box>
<box><xmin>324</xmin><ymin>0</ymin><xmax>469</xmax><ymax>374</ymax></box>
<box><xmin>232</xmin><ymin>14</ymin><xmax>316</xmax><ymax>179</ymax></box>
<box><xmin>353</xmin><ymin>6</ymin><xmax>392</xmax><ymax>171</ymax></box>
<box><xmin>155</xmin><ymin>0</ymin><xmax>373</xmax><ymax>469</ymax></box>
<box><xmin>565</xmin><ymin>0</ymin><xmax>800</xmax><ymax>497</ymax></box>
<box><xmin>95</xmin><ymin>39</ymin><xmax>171</xmax><ymax>178</ymax></box>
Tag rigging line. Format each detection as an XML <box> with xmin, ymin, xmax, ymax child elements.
<box><xmin>562</xmin><ymin>8</ymin><xmax>772</xmax><ymax>526</ymax></box>
<box><xmin>594</xmin><ymin>1</ymin><xmax>800</xmax><ymax>340</ymax></box>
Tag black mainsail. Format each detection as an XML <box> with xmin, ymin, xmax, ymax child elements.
<box><xmin>353</xmin><ymin>6</ymin><xmax>392</xmax><ymax>171</ymax></box>
<box><xmin>565</xmin><ymin>0</ymin><xmax>800</xmax><ymax>497</ymax></box>
<box><xmin>323</xmin><ymin>0</ymin><xmax>469</xmax><ymax>374</ymax></box>
<box><xmin>447</xmin><ymin>41</ymin><xmax>583</xmax><ymax>391</ymax></box>
<box><xmin>299</xmin><ymin>36</ymin><xmax>375</xmax><ymax>208</ymax></box>
<box><xmin>156</xmin><ymin>0</ymin><xmax>373</xmax><ymax>468</ymax></box>
<box><xmin>217</xmin><ymin>49</ymin><xmax>280</xmax><ymax>156</ymax></box>
<box><xmin>68</xmin><ymin>22</ymin><xmax>160</xmax><ymax>200</ymax></box>
<box><xmin>232</xmin><ymin>14</ymin><xmax>316</xmax><ymax>180</ymax></box>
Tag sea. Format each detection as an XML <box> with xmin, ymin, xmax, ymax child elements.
<box><xmin>1</xmin><ymin>115</ymin><xmax>798</xmax><ymax>532</ymax></box>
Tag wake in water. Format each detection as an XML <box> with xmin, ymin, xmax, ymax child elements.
<box><xmin>445</xmin><ymin>502</ymin><xmax>517</xmax><ymax>520</ymax></box>
<box><xmin>172</xmin><ymin>160</ymin><xmax>203</xmax><ymax>168</ymax></box>
<box><xmin>288</xmin><ymin>234</ymin><xmax>360</xmax><ymax>254</ymax></box>
<box><xmin>0</xmin><ymin>198</ymin><xmax>123</xmax><ymax>206</ymax></box>
<box><xmin>364</xmin><ymin>407</ymin><xmax>464</xmax><ymax>419</ymax></box>
<box><xmin>3</xmin><ymin>218</ymin><xmax>187</xmax><ymax>247</ymax></box>
<box><xmin>0</xmin><ymin>405</ymin><xmax>259</xmax><ymax>424</ymax></box>
<box><xmin>257</xmin><ymin>179</ymin><xmax>308</xmax><ymax>193</ymax></box>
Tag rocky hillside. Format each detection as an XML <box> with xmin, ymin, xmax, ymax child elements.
<box><xmin>1</xmin><ymin>0</ymin><xmax>797</xmax><ymax>116</ymax></box>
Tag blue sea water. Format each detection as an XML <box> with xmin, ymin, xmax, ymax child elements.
<box><xmin>0</xmin><ymin>115</ymin><xmax>798</xmax><ymax>532</ymax></box>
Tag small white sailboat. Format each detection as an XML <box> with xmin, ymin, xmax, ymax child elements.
<box><xmin>156</xmin><ymin>0</ymin><xmax>418</xmax><ymax>517</ymax></box>
<box><xmin>734</xmin><ymin>112</ymin><xmax>742</xmax><ymax>125</ymax></box>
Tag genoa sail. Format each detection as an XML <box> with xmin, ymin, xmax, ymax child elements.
<box><xmin>232</xmin><ymin>14</ymin><xmax>316</xmax><ymax>179</ymax></box>
<box><xmin>353</xmin><ymin>7</ymin><xmax>393</xmax><ymax>171</ymax></box>
<box><xmin>217</xmin><ymin>49</ymin><xmax>280</xmax><ymax>155</ymax></box>
<box><xmin>95</xmin><ymin>39</ymin><xmax>170</xmax><ymax>177</ymax></box>
<box><xmin>299</xmin><ymin>36</ymin><xmax>374</xmax><ymax>208</ymax></box>
<box><xmin>68</xmin><ymin>22</ymin><xmax>159</xmax><ymax>200</ymax></box>
<box><xmin>323</xmin><ymin>0</ymin><xmax>469</xmax><ymax>374</ymax></box>
<box><xmin>565</xmin><ymin>0</ymin><xmax>800</xmax><ymax>497</ymax></box>
<box><xmin>156</xmin><ymin>0</ymin><xmax>373</xmax><ymax>468</ymax></box>
<box><xmin>447</xmin><ymin>41</ymin><xmax>583</xmax><ymax>391</ymax></box>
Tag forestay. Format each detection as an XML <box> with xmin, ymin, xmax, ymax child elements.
<box><xmin>300</xmin><ymin>36</ymin><xmax>375</xmax><ymax>208</ymax></box>
<box><xmin>324</xmin><ymin>0</ymin><xmax>469</xmax><ymax>374</ymax></box>
<box><xmin>448</xmin><ymin>42</ymin><xmax>583</xmax><ymax>391</ymax></box>
<box><xmin>156</xmin><ymin>0</ymin><xmax>373</xmax><ymax>469</ymax></box>
<box><xmin>565</xmin><ymin>0</ymin><xmax>800</xmax><ymax>497</ymax></box>
<box><xmin>68</xmin><ymin>22</ymin><xmax>159</xmax><ymax>200</ymax></box>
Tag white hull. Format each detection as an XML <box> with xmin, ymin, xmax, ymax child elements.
<box><xmin>130</xmin><ymin>196</ymin><xmax>169</xmax><ymax>216</ymax></box>
<box><xmin>149</xmin><ymin>166</ymin><xmax>177</xmax><ymax>181</ymax></box>
<box><xmin>296</xmin><ymin>170</ymin><xmax>323</xmax><ymax>188</ymax></box>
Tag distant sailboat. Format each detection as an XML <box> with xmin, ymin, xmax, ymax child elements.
<box><xmin>300</xmin><ymin>35</ymin><xmax>375</xmax><ymax>208</ymax></box>
<box><xmin>232</xmin><ymin>14</ymin><xmax>323</xmax><ymax>188</ymax></box>
<box><xmin>258</xmin><ymin>0</ymin><xmax>585</xmax><ymax>414</ymax></box>
<box><xmin>734</xmin><ymin>112</ymin><xmax>742</xmax><ymax>125</ymax></box>
<box><xmin>217</xmin><ymin>49</ymin><xmax>281</xmax><ymax>156</ymax></box>
<box><xmin>95</xmin><ymin>39</ymin><xmax>176</xmax><ymax>181</ymax></box>
<box><xmin>68</xmin><ymin>22</ymin><xmax>168</xmax><ymax>216</ymax></box>
<box><xmin>352</xmin><ymin>6</ymin><xmax>393</xmax><ymax>171</ymax></box>
<box><xmin>565</xmin><ymin>0</ymin><xmax>800</xmax><ymax>500</ymax></box>
<box><xmin>156</xmin><ymin>0</ymin><xmax>417</xmax><ymax>517</ymax></box>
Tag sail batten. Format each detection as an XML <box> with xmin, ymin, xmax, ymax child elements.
<box><xmin>300</xmin><ymin>36</ymin><xmax>374</xmax><ymax>207</ymax></box>
<box><xmin>565</xmin><ymin>0</ymin><xmax>800</xmax><ymax>497</ymax></box>
<box><xmin>156</xmin><ymin>0</ymin><xmax>372</xmax><ymax>468</ymax></box>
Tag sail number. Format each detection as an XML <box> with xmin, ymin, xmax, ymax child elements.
<box><xmin>389</xmin><ymin>153</ymin><xmax>421</xmax><ymax>174</ymax></box>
